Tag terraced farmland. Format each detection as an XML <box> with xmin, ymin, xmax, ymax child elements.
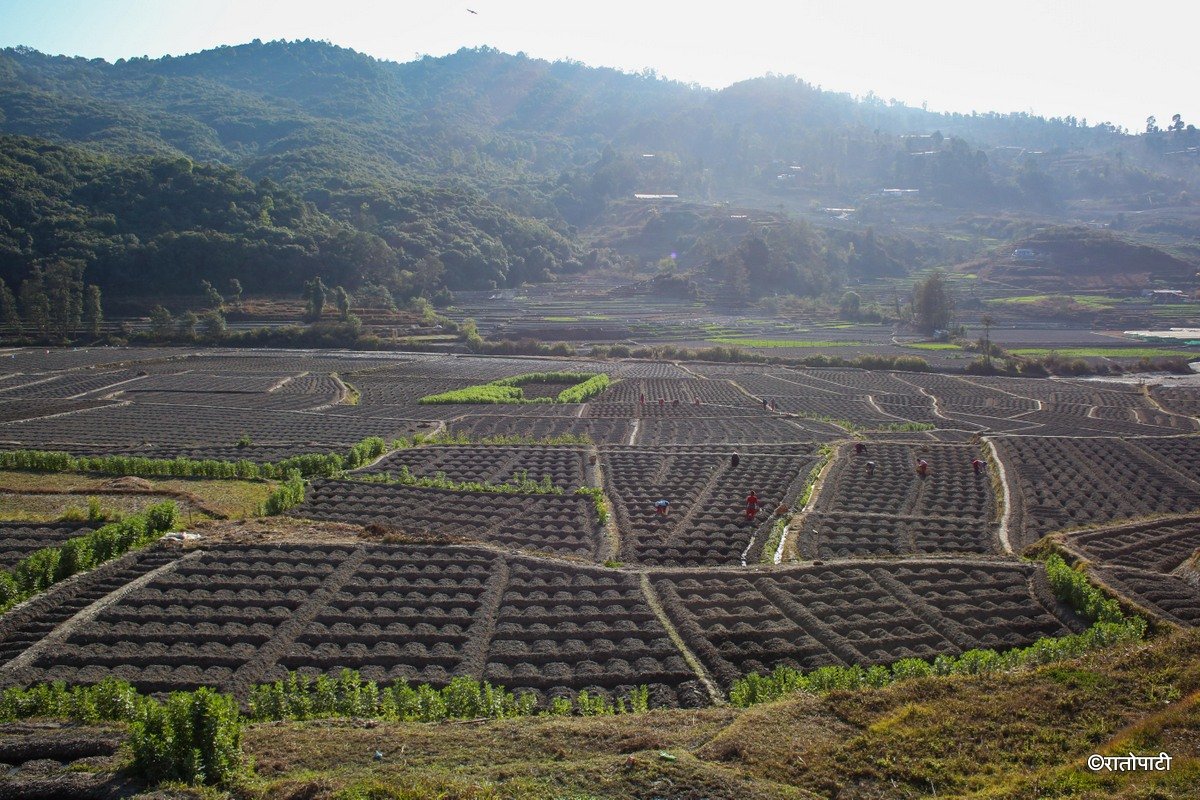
<box><xmin>0</xmin><ymin>346</ymin><xmax>1195</xmax><ymax>714</ymax></box>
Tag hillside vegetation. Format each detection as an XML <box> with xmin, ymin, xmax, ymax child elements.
<box><xmin>2</xmin><ymin>40</ymin><xmax>1199</xmax><ymax>303</ymax></box>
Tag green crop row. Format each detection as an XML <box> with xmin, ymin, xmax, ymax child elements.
<box><xmin>0</xmin><ymin>670</ymin><xmax>653</xmax><ymax>789</ymax></box>
<box><xmin>0</xmin><ymin>502</ymin><xmax>177</xmax><ymax>615</ymax></box>
<box><xmin>349</xmin><ymin>466</ymin><xmax>564</xmax><ymax>495</ymax></box>
<box><xmin>0</xmin><ymin>436</ymin><xmax>394</xmax><ymax>481</ymax></box>
<box><xmin>730</xmin><ymin>554</ymin><xmax>1145</xmax><ymax>707</ymax></box>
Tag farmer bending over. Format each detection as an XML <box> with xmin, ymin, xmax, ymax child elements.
<box><xmin>655</xmin><ymin>498</ymin><xmax>671</xmax><ymax>517</ymax></box>
<box><xmin>971</xmin><ymin>458</ymin><xmax>985</xmax><ymax>476</ymax></box>
<box><xmin>916</xmin><ymin>458</ymin><xmax>929</xmax><ymax>478</ymax></box>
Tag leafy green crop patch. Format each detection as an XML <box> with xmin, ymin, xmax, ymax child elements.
<box><xmin>418</xmin><ymin>372</ymin><xmax>611</xmax><ymax>404</ymax></box>
<box><xmin>904</xmin><ymin>342</ymin><xmax>962</xmax><ymax>351</ymax></box>
<box><xmin>987</xmin><ymin>294</ymin><xmax>1117</xmax><ymax>310</ymax></box>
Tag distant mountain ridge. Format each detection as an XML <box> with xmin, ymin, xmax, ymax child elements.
<box><xmin>0</xmin><ymin>40</ymin><xmax>1196</xmax><ymax>300</ymax></box>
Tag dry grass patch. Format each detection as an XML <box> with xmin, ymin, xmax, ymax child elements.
<box><xmin>0</xmin><ymin>470</ymin><xmax>274</xmax><ymax>521</ymax></box>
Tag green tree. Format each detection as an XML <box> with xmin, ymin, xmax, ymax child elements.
<box><xmin>912</xmin><ymin>271</ymin><xmax>954</xmax><ymax>334</ymax></box>
<box><xmin>84</xmin><ymin>285</ymin><xmax>102</xmax><ymax>337</ymax></box>
<box><xmin>227</xmin><ymin>278</ymin><xmax>243</xmax><ymax>308</ymax></box>
<box><xmin>149</xmin><ymin>305</ymin><xmax>175</xmax><ymax>338</ymax></box>
<box><xmin>303</xmin><ymin>277</ymin><xmax>327</xmax><ymax>322</ymax></box>
<box><xmin>200</xmin><ymin>279</ymin><xmax>224</xmax><ymax>310</ymax></box>
<box><xmin>0</xmin><ymin>279</ymin><xmax>20</xmax><ymax>332</ymax></box>
<box><xmin>980</xmin><ymin>313</ymin><xmax>997</xmax><ymax>372</ymax></box>
<box><xmin>19</xmin><ymin>274</ymin><xmax>51</xmax><ymax>337</ymax></box>
<box><xmin>333</xmin><ymin>285</ymin><xmax>351</xmax><ymax>320</ymax></box>
<box><xmin>177</xmin><ymin>311</ymin><xmax>199</xmax><ymax>339</ymax></box>
<box><xmin>414</xmin><ymin>255</ymin><xmax>446</xmax><ymax>296</ymax></box>
<box><xmin>839</xmin><ymin>290</ymin><xmax>861</xmax><ymax>319</ymax></box>
<box><xmin>200</xmin><ymin>309</ymin><xmax>226</xmax><ymax>340</ymax></box>
<box><xmin>45</xmin><ymin>262</ymin><xmax>84</xmax><ymax>339</ymax></box>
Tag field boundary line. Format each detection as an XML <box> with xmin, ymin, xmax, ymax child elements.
<box><xmin>4</xmin><ymin>399</ymin><xmax>131</xmax><ymax>427</ymax></box>
<box><xmin>772</xmin><ymin>524</ymin><xmax>790</xmax><ymax>564</ymax></box>
<box><xmin>864</xmin><ymin>394</ymin><xmax>911</xmax><ymax>422</ymax></box>
<box><xmin>984</xmin><ymin>437</ymin><xmax>1014</xmax><ymax>555</ymax></box>
<box><xmin>639</xmin><ymin>573</ymin><xmax>725</xmax><ymax>706</ymax></box>
<box><xmin>457</xmin><ymin>554</ymin><xmax>511</xmax><ymax>679</ymax></box>
<box><xmin>784</xmin><ymin>446</ymin><xmax>840</xmax><ymax>561</ymax></box>
<box><xmin>590</xmin><ymin>451</ymin><xmax>621</xmax><ymax>562</ymax></box>
<box><xmin>0</xmin><ymin>547</ymin><xmax>200</xmax><ymax>678</ymax></box>
<box><xmin>315</xmin><ymin>372</ymin><xmax>347</xmax><ymax>410</ymax></box>
<box><xmin>229</xmin><ymin>545</ymin><xmax>369</xmax><ymax>695</ymax></box>
<box><xmin>741</xmin><ymin>455</ymin><xmax>819</xmax><ymax>565</ymax></box>
<box><xmin>868</xmin><ymin>567</ymin><xmax>977</xmax><ymax>651</ymax></box>
<box><xmin>1124</xmin><ymin>440</ymin><xmax>1200</xmax><ymax>494</ymax></box>
<box><xmin>68</xmin><ymin>373</ymin><xmax>148</xmax><ymax>399</ymax></box>
<box><xmin>1142</xmin><ymin>384</ymin><xmax>1200</xmax><ymax>428</ymax></box>
<box><xmin>753</xmin><ymin>576</ymin><xmax>869</xmax><ymax>665</ymax></box>
<box><xmin>957</xmin><ymin>375</ymin><xmax>1044</xmax><ymax>408</ymax></box>
<box><xmin>0</xmin><ymin>374</ymin><xmax>61</xmax><ymax>395</ymax></box>
<box><xmin>746</xmin><ymin>371</ymin><xmax>844</xmax><ymax>397</ymax></box>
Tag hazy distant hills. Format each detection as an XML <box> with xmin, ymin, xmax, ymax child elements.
<box><xmin>0</xmin><ymin>39</ymin><xmax>1197</xmax><ymax>298</ymax></box>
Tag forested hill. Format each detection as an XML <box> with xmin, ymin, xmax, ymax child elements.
<box><xmin>0</xmin><ymin>40</ymin><xmax>1197</xmax><ymax>300</ymax></box>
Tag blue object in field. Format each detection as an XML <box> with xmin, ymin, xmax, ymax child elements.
<box><xmin>655</xmin><ymin>499</ymin><xmax>670</xmax><ymax>509</ymax></box>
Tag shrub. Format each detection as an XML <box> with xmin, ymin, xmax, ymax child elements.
<box><xmin>260</xmin><ymin>470</ymin><xmax>306</xmax><ymax>516</ymax></box>
<box><xmin>130</xmin><ymin>687</ymin><xmax>243</xmax><ymax>787</ymax></box>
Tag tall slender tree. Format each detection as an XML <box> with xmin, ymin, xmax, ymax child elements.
<box><xmin>19</xmin><ymin>273</ymin><xmax>50</xmax><ymax>337</ymax></box>
<box><xmin>0</xmin><ymin>279</ymin><xmax>20</xmax><ymax>333</ymax></box>
<box><xmin>303</xmin><ymin>277</ymin><xmax>328</xmax><ymax>322</ymax></box>
<box><xmin>333</xmin><ymin>286</ymin><xmax>351</xmax><ymax>320</ymax></box>
<box><xmin>84</xmin><ymin>285</ymin><xmax>103</xmax><ymax>338</ymax></box>
<box><xmin>912</xmin><ymin>270</ymin><xmax>954</xmax><ymax>334</ymax></box>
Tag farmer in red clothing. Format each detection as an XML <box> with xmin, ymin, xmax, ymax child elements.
<box><xmin>745</xmin><ymin>490</ymin><xmax>760</xmax><ymax>521</ymax></box>
<box><xmin>971</xmin><ymin>458</ymin><xmax>985</xmax><ymax>475</ymax></box>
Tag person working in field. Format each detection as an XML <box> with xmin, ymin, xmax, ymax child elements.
<box><xmin>745</xmin><ymin>490</ymin><xmax>760</xmax><ymax>521</ymax></box>
<box><xmin>866</xmin><ymin>460</ymin><xmax>876</xmax><ymax>477</ymax></box>
<box><xmin>655</xmin><ymin>498</ymin><xmax>671</xmax><ymax>517</ymax></box>
<box><xmin>854</xmin><ymin>442</ymin><xmax>866</xmax><ymax>455</ymax></box>
<box><xmin>972</xmin><ymin>458</ymin><xmax>985</xmax><ymax>475</ymax></box>
<box><xmin>730</xmin><ymin>452</ymin><xmax>740</xmax><ymax>468</ymax></box>
<box><xmin>916</xmin><ymin>458</ymin><xmax>929</xmax><ymax>478</ymax></box>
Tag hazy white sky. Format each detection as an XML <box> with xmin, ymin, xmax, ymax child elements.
<box><xmin>0</xmin><ymin>0</ymin><xmax>1193</xmax><ymax>131</ymax></box>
